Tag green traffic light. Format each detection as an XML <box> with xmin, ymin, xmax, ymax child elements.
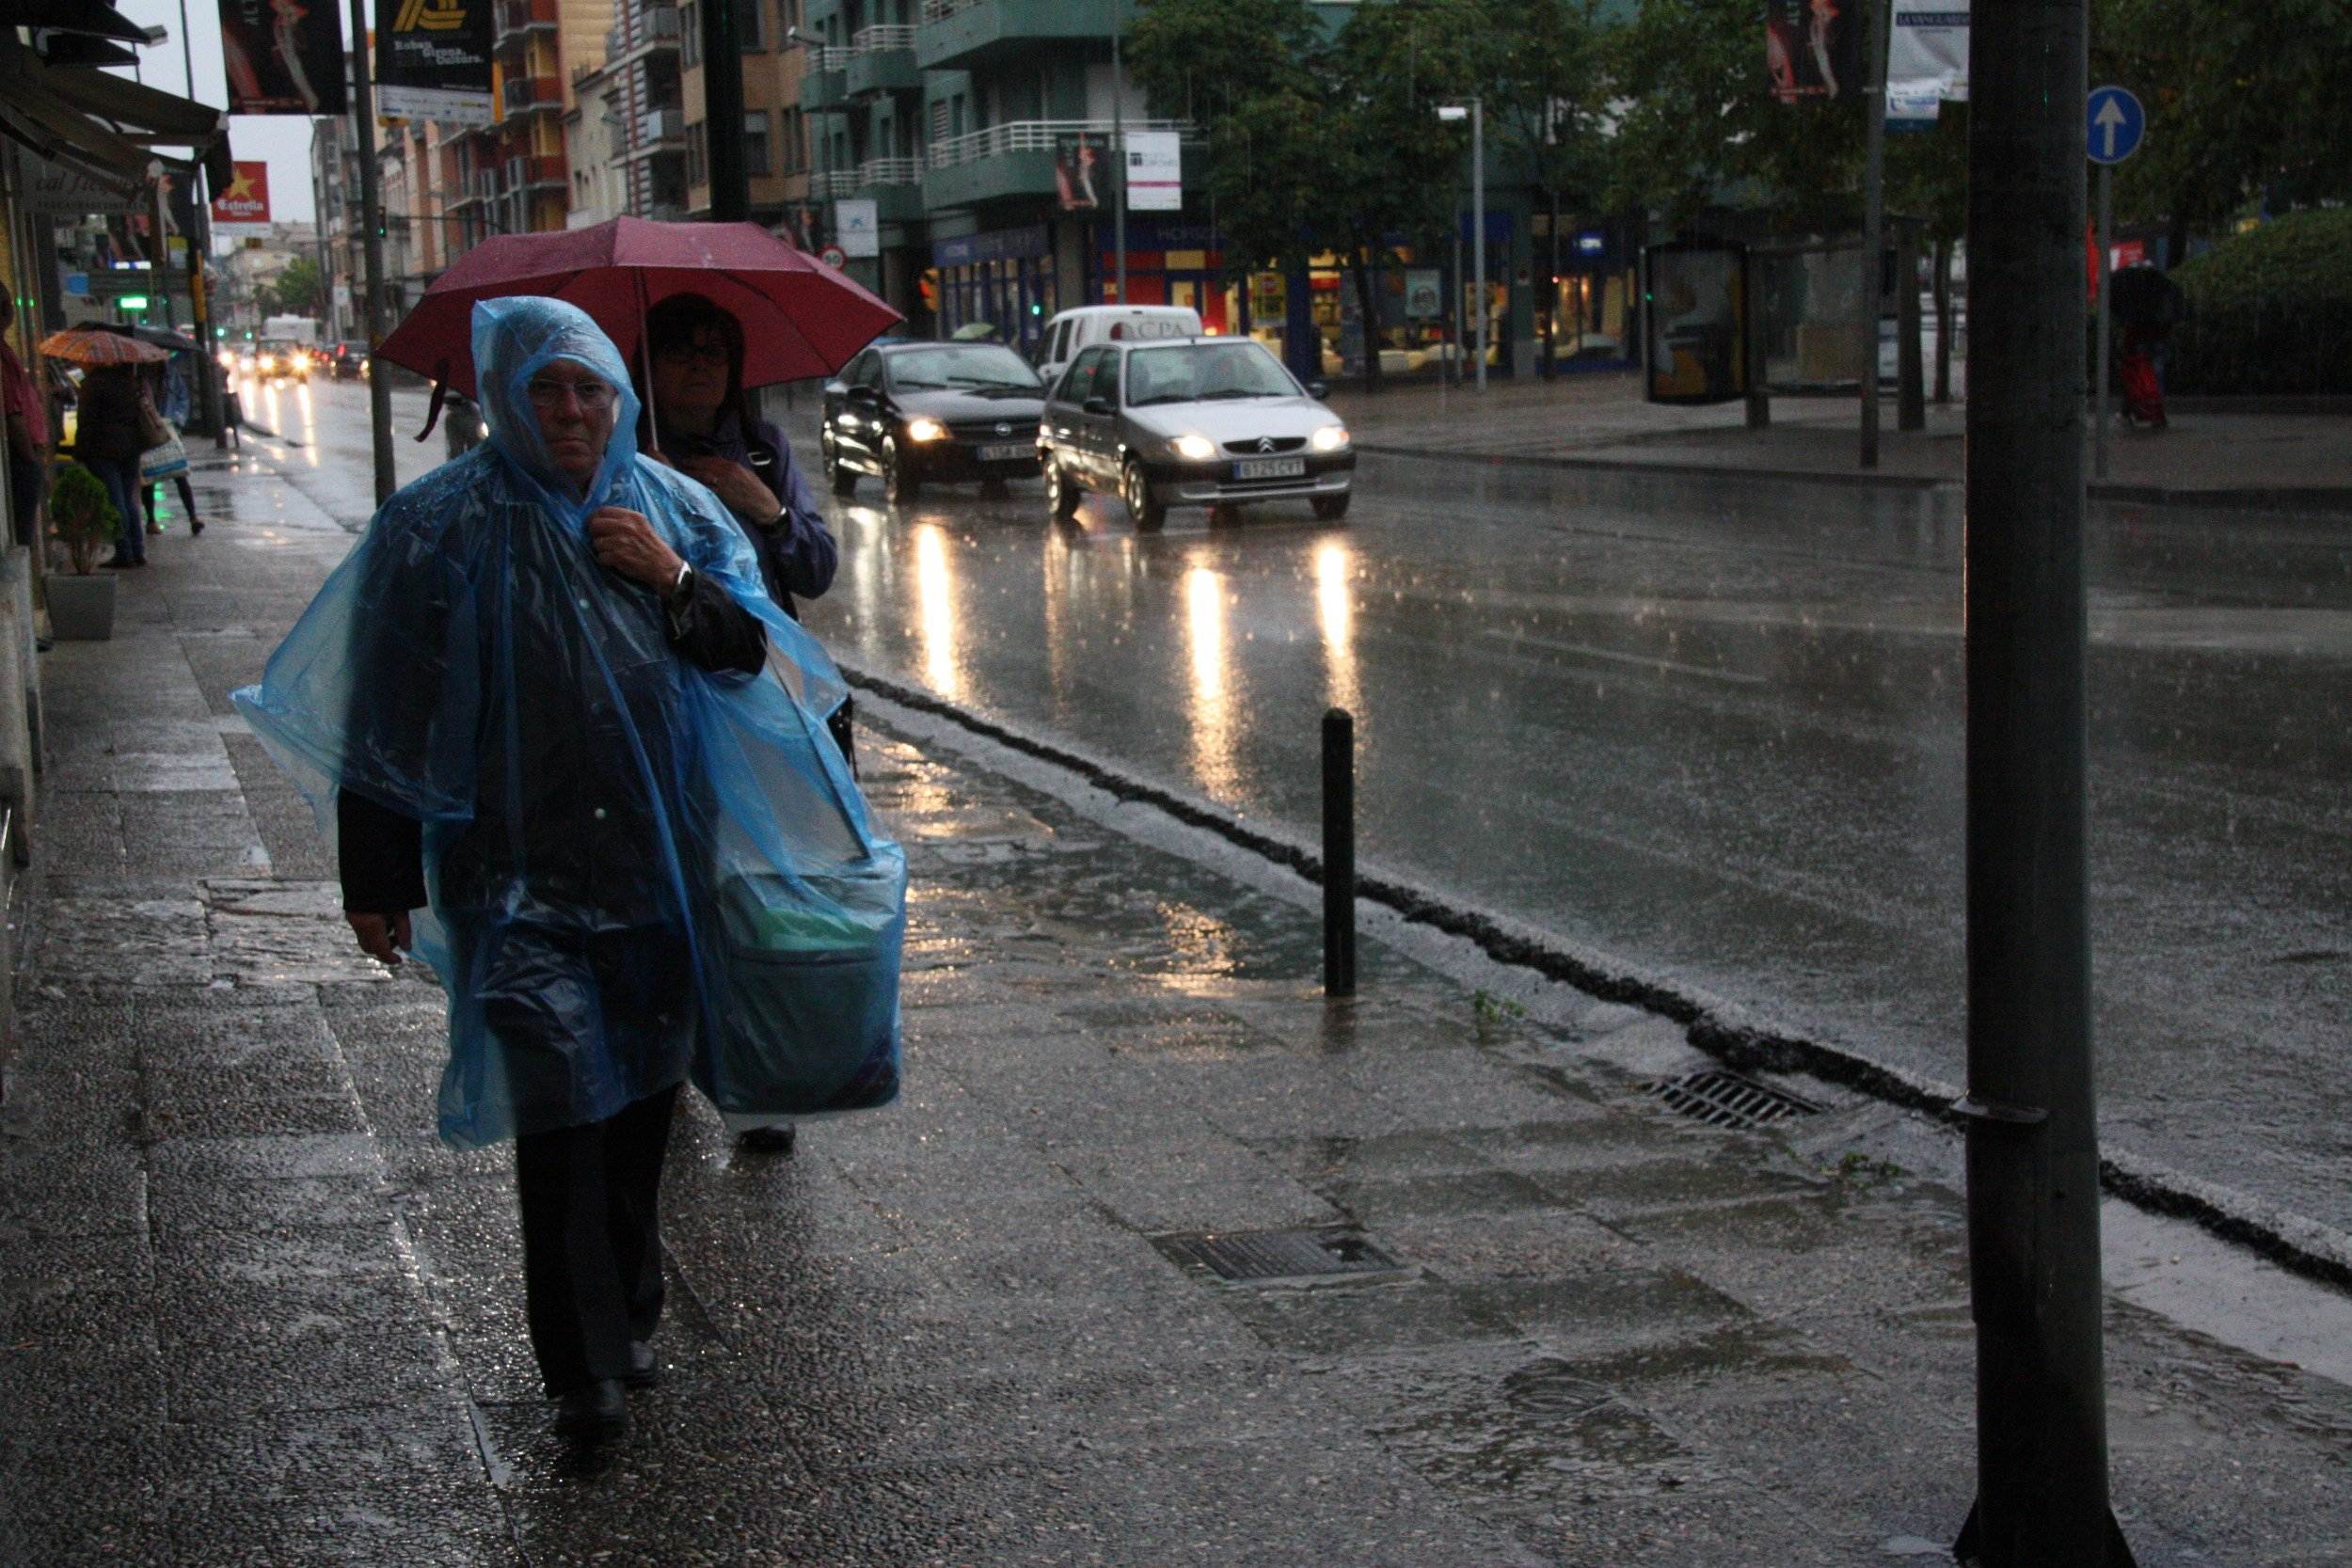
<box><xmin>118</xmin><ymin>294</ymin><xmax>150</xmax><ymax>310</ymax></box>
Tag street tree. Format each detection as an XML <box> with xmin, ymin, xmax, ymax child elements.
<box><xmin>1474</xmin><ymin>0</ymin><xmax>1613</xmax><ymax>374</ymax></box>
<box><xmin>270</xmin><ymin>256</ymin><xmax>325</xmax><ymax>318</ymax></box>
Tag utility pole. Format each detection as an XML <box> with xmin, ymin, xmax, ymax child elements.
<box><xmin>1110</xmin><ymin>0</ymin><xmax>1126</xmax><ymax>304</ymax></box>
<box><xmin>348</xmin><ymin>0</ymin><xmax>395</xmax><ymax>504</ymax></box>
<box><xmin>703</xmin><ymin>0</ymin><xmax>750</xmax><ymax>221</ymax></box>
<box><xmin>1858</xmin><ymin>0</ymin><xmax>1887</xmax><ymax>467</ymax></box>
<box><xmin>1438</xmin><ymin>100</ymin><xmax>1484</xmax><ymax>390</ymax></box>
<box><xmin>175</xmin><ymin>0</ymin><xmax>223</xmax><ymax>443</ymax></box>
<box><xmin>1953</xmin><ymin>0</ymin><xmax>2137</xmax><ymax>1562</ymax></box>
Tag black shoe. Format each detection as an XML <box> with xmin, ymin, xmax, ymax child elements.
<box><xmin>552</xmin><ymin>1378</ymin><xmax>628</xmax><ymax>1440</ymax></box>
<box><xmin>622</xmin><ymin>1340</ymin><xmax>660</xmax><ymax>1389</ymax></box>
<box><xmin>738</xmin><ymin>1123</ymin><xmax>797</xmax><ymax>1156</ymax></box>
<box><xmin>103</xmin><ymin>556</ymin><xmax>132</xmax><ymax>569</ymax></box>
<box><xmin>190</xmin><ymin>518</ymin><xmax>205</xmax><ymax>536</ymax></box>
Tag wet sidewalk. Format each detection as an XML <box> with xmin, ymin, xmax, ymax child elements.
<box><xmin>4</xmin><ymin>453</ymin><xmax>2351</xmax><ymax>1566</ymax></box>
<box><xmin>1325</xmin><ymin>374</ymin><xmax>2352</xmax><ymax>506</ymax></box>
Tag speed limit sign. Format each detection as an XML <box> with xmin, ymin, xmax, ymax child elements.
<box><xmin>818</xmin><ymin>245</ymin><xmax>848</xmax><ymax>270</ymax></box>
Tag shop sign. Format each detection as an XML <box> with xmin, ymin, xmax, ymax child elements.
<box><xmin>211</xmin><ymin>161</ymin><xmax>273</xmax><ymax>237</ymax></box>
<box><xmin>1125</xmin><ymin>131</ymin><xmax>1182</xmax><ymax>213</ymax></box>
<box><xmin>931</xmin><ymin>226</ymin><xmax>1052</xmax><ymax>269</ymax></box>
<box><xmin>21</xmin><ymin>162</ymin><xmax>141</xmax><ymax>216</ymax></box>
<box><xmin>218</xmin><ymin>0</ymin><xmax>347</xmax><ymax>115</ymax></box>
<box><xmin>835</xmin><ymin>199</ymin><xmax>880</xmax><ymax>259</ymax></box>
<box><xmin>378</xmin><ymin>0</ymin><xmax>495</xmax><ymax>127</ymax></box>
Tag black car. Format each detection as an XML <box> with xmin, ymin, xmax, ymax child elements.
<box><xmin>819</xmin><ymin>341</ymin><xmax>1046</xmax><ymax>503</ymax></box>
<box><xmin>326</xmin><ymin>341</ymin><xmax>369</xmax><ymax>380</ymax></box>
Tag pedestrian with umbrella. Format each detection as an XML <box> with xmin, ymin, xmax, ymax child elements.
<box><xmin>43</xmin><ymin>327</ymin><xmax>167</xmax><ymax>568</ymax></box>
<box><xmin>232</xmin><ymin>297</ymin><xmax>905</xmax><ymax>1445</ymax></box>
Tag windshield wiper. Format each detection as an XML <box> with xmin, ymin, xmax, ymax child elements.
<box><xmin>894</xmin><ymin>380</ymin><xmax>949</xmax><ymax>390</ymax></box>
<box><xmin>1198</xmin><ymin>388</ymin><xmax>1278</xmax><ymax>400</ymax></box>
<box><xmin>1129</xmin><ymin>393</ymin><xmax>1198</xmax><ymax>406</ymax></box>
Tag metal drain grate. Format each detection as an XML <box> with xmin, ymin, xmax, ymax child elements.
<box><xmin>1153</xmin><ymin>1227</ymin><xmax>1406</xmax><ymax>1284</ymax></box>
<box><xmin>1649</xmin><ymin>1069</ymin><xmax>1820</xmax><ymax>1130</ymax></box>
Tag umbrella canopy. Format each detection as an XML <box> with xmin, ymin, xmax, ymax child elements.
<box><xmin>376</xmin><ymin>216</ymin><xmax>902</xmax><ymax>402</ymax></box>
<box><xmin>39</xmin><ymin>327</ymin><xmax>167</xmax><ymax>365</ymax></box>
<box><xmin>949</xmin><ymin>321</ymin><xmax>1002</xmax><ymax>341</ymax></box>
<box><xmin>120</xmin><ymin>324</ymin><xmax>204</xmax><ymax>353</ymax></box>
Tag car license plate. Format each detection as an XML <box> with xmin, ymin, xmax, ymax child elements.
<box><xmin>1234</xmin><ymin>457</ymin><xmax>1307</xmax><ymax>480</ymax></box>
<box><xmin>977</xmin><ymin>443</ymin><xmax>1032</xmax><ymax>463</ymax></box>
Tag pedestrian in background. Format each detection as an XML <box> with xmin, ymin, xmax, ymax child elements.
<box><xmin>72</xmin><ymin>364</ymin><xmax>147</xmax><ymax>568</ymax></box>
<box><xmin>141</xmin><ymin>354</ymin><xmax>202</xmax><ymax>537</ymax></box>
<box><xmin>640</xmin><ymin>290</ymin><xmax>848</xmax><ymax>1160</ymax></box>
<box><xmin>0</xmin><ymin>294</ymin><xmax>50</xmax><ymax>550</ymax></box>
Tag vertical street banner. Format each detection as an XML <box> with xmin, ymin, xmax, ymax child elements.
<box><xmin>1886</xmin><ymin>1</ymin><xmax>1970</xmax><ymax>124</ymax></box>
<box><xmin>378</xmin><ymin>0</ymin><xmax>496</xmax><ymax>126</ymax></box>
<box><xmin>1124</xmin><ymin>130</ymin><xmax>1182</xmax><ymax>213</ymax></box>
<box><xmin>218</xmin><ymin>0</ymin><xmax>347</xmax><ymax>116</ymax></box>
<box><xmin>212</xmin><ymin>161</ymin><xmax>273</xmax><ymax>238</ymax></box>
<box><xmin>1055</xmin><ymin>134</ymin><xmax>1105</xmax><ymax>212</ymax></box>
<box><xmin>1767</xmin><ymin>0</ymin><xmax>1865</xmax><ymax>103</ymax></box>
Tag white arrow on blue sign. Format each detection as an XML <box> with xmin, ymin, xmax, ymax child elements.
<box><xmin>2087</xmin><ymin>86</ymin><xmax>2146</xmax><ymax>166</ymax></box>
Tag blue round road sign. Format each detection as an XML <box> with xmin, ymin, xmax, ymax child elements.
<box><xmin>2087</xmin><ymin>86</ymin><xmax>2146</xmax><ymax>166</ymax></box>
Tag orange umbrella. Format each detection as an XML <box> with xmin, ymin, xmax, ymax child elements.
<box><xmin>39</xmin><ymin>328</ymin><xmax>167</xmax><ymax>366</ymax></box>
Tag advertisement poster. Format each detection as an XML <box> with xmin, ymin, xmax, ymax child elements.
<box><xmin>1055</xmin><ymin>134</ymin><xmax>1104</xmax><ymax>212</ymax></box>
<box><xmin>1124</xmin><ymin>130</ymin><xmax>1182</xmax><ymax>214</ymax></box>
<box><xmin>211</xmin><ymin>161</ymin><xmax>273</xmax><ymax>237</ymax></box>
<box><xmin>1404</xmin><ymin>269</ymin><xmax>1441</xmax><ymax>322</ymax></box>
<box><xmin>219</xmin><ymin>0</ymin><xmax>347</xmax><ymax>116</ymax></box>
<box><xmin>1886</xmin><ymin>1</ymin><xmax>1969</xmax><ymax>124</ymax></box>
<box><xmin>378</xmin><ymin>0</ymin><xmax>495</xmax><ymax>125</ymax></box>
<box><xmin>1767</xmin><ymin>0</ymin><xmax>1865</xmax><ymax>103</ymax></box>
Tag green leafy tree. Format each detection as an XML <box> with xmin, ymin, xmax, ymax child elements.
<box><xmin>2094</xmin><ymin>0</ymin><xmax>2352</xmax><ymax>240</ymax></box>
<box><xmin>1478</xmin><ymin>0</ymin><xmax>1614</xmax><ymax>371</ymax></box>
<box><xmin>268</xmin><ymin>255</ymin><xmax>324</xmax><ymax>318</ymax></box>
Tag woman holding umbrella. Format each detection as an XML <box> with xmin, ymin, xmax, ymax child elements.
<box><xmin>73</xmin><ymin>364</ymin><xmax>150</xmax><ymax>568</ymax></box>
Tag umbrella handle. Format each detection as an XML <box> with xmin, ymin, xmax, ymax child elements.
<box><xmin>636</xmin><ymin>273</ymin><xmax>662</xmax><ymax>455</ymax></box>
<box><xmin>418</xmin><ymin>360</ymin><xmax>449</xmax><ymax>442</ymax></box>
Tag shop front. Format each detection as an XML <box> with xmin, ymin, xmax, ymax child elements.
<box><xmin>933</xmin><ymin>224</ymin><xmax>1061</xmax><ymax>356</ymax></box>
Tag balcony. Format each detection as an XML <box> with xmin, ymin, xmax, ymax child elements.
<box><xmin>509</xmin><ymin>152</ymin><xmax>568</xmax><ymax>192</ymax></box>
<box><xmin>917</xmin><ymin>0</ymin><xmax>1132</xmax><ymax>72</ymax></box>
<box><xmin>924</xmin><ymin>117</ymin><xmax>1182</xmax><ymax>210</ymax></box>
<box><xmin>501</xmin><ymin>74</ymin><xmax>563</xmax><ymax>116</ymax></box>
<box><xmin>801</xmin><ymin>65</ymin><xmax>847</xmax><ymax>109</ymax></box>
<box><xmin>637</xmin><ymin>107</ymin><xmax>685</xmax><ymax>145</ymax></box>
<box><xmin>857</xmin><ymin>155</ymin><xmax>922</xmax><ymax>186</ymax></box>
<box><xmin>495</xmin><ymin>0</ymin><xmax>558</xmax><ymax>44</ymax></box>
<box><xmin>806</xmin><ymin>167</ymin><xmax>857</xmax><ymax>198</ymax></box>
<box><xmin>845</xmin><ymin>25</ymin><xmax>919</xmax><ymax>97</ymax></box>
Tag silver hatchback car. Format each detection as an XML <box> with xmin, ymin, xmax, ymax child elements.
<box><xmin>1037</xmin><ymin>337</ymin><xmax>1356</xmax><ymax>530</ymax></box>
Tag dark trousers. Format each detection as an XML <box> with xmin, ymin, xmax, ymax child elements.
<box><xmin>513</xmin><ymin>1084</ymin><xmax>680</xmax><ymax>1397</ymax></box>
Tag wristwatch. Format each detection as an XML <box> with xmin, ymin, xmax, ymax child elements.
<box><xmin>669</xmin><ymin>561</ymin><xmax>694</xmax><ymax>602</ymax></box>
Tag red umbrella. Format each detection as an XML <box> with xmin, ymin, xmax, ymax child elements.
<box><xmin>375</xmin><ymin>216</ymin><xmax>901</xmax><ymax>405</ymax></box>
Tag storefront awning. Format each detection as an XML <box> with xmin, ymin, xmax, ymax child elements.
<box><xmin>0</xmin><ymin>4</ymin><xmax>151</xmax><ymax>44</ymax></box>
<box><xmin>0</xmin><ymin>38</ymin><xmax>231</xmax><ymax>196</ymax></box>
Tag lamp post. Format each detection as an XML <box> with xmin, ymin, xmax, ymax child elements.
<box><xmin>1110</xmin><ymin>0</ymin><xmax>1127</xmax><ymax>304</ymax></box>
<box><xmin>1437</xmin><ymin>100</ymin><xmax>1484</xmax><ymax>391</ymax></box>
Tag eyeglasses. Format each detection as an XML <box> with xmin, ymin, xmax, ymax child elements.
<box><xmin>526</xmin><ymin>376</ymin><xmax>617</xmax><ymax>412</ymax></box>
<box><xmin>655</xmin><ymin>341</ymin><xmax>730</xmax><ymax>368</ymax></box>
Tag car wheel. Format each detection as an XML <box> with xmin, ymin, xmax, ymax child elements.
<box><xmin>883</xmin><ymin>438</ymin><xmax>919</xmax><ymax>504</ymax></box>
<box><xmin>1046</xmin><ymin>458</ymin><xmax>1082</xmax><ymax>521</ymax></box>
<box><xmin>1122</xmin><ymin>458</ymin><xmax>1166</xmax><ymax>533</ymax></box>
<box><xmin>1311</xmin><ymin>492</ymin><xmax>1352</xmax><ymax>521</ymax></box>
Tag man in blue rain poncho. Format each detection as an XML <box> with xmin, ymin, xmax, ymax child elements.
<box><xmin>234</xmin><ymin>298</ymin><xmax>903</xmax><ymax>1443</ymax></box>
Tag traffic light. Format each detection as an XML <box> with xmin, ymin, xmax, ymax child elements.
<box><xmin>117</xmin><ymin>295</ymin><xmax>150</xmax><ymax>312</ymax></box>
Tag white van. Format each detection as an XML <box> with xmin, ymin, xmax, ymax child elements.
<box><xmin>1035</xmin><ymin>304</ymin><xmax>1203</xmax><ymax>392</ymax></box>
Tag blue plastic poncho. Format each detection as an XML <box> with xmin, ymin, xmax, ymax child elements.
<box><xmin>232</xmin><ymin>297</ymin><xmax>904</xmax><ymax>1148</ymax></box>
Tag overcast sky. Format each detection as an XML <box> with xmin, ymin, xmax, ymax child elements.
<box><xmin>111</xmin><ymin>0</ymin><xmax>391</xmax><ymax>227</ymax></box>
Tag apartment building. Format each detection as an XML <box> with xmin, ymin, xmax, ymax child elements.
<box><xmin>679</xmin><ymin>2</ymin><xmax>815</xmax><ymax>233</ymax></box>
<box><xmin>443</xmin><ymin>0</ymin><xmax>614</xmax><ymax>249</ymax></box>
<box><xmin>567</xmin><ymin>0</ymin><xmax>691</xmax><ymax>227</ymax></box>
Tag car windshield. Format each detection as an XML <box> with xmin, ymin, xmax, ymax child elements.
<box><xmin>886</xmin><ymin>345</ymin><xmax>1042</xmax><ymax>392</ymax></box>
<box><xmin>1124</xmin><ymin>341</ymin><xmax>1297</xmax><ymax>405</ymax></box>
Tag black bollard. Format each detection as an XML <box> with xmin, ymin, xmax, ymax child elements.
<box><xmin>1322</xmin><ymin>707</ymin><xmax>1356</xmax><ymax>997</ymax></box>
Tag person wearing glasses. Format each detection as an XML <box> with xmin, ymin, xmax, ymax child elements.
<box><xmin>642</xmin><ymin>292</ymin><xmax>847</xmax><ymax>1159</ymax></box>
<box><xmin>241</xmin><ymin>298</ymin><xmax>797</xmax><ymax>1444</ymax></box>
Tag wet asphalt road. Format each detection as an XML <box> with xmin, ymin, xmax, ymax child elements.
<box><xmin>258</xmin><ymin>381</ymin><xmax>2352</xmax><ymax>1236</ymax></box>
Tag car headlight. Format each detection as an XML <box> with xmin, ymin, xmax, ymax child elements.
<box><xmin>904</xmin><ymin>417</ymin><xmax>947</xmax><ymax>443</ymax></box>
<box><xmin>1170</xmin><ymin>433</ymin><xmax>1217</xmax><ymax>461</ymax></box>
<box><xmin>1311</xmin><ymin>423</ymin><xmax>1350</xmax><ymax>452</ymax></box>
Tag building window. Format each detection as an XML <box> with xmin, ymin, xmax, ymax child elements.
<box><xmin>745</xmin><ymin>110</ymin><xmax>771</xmax><ymax>177</ymax></box>
<box><xmin>739</xmin><ymin>0</ymin><xmax>766</xmax><ymax>50</ymax></box>
<box><xmin>681</xmin><ymin>1</ymin><xmax>700</xmax><ymax>67</ymax></box>
<box><xmin>687</xmin><ymin>120</ymin><xmax>707</xmax><ymax>187</ymax></box>
<box><xmin>780</xmin><ymin>108</ymin><xmax>805</xmax><ymax>174</ymax></box>
<box><xmin>776</xmin><ymin>0</ymin><xmax>800</xmax><ymax>36</ymax></box>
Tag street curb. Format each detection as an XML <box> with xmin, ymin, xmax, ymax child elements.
<box><xmin>841</xmin><ymin>661</ymin><xmax>2352</xmax><ymax>1294</ymax></box>
<box><xmin>1358</xmin><ymin>442</ymin><xmax>2352</xmax><ymax>512</ymax></box>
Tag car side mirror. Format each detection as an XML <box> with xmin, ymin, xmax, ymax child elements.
<box><xmin>1082</xmin><ymin>396</ymin><xmax>1114</xmax><ymax>417</ymax></box>
<box><xmin>1308</xmin><ymin>379</ymin><xmax>1329</xmax><ymax>399</ymax></box>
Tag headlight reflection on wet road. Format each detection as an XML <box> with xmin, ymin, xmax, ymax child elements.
<box><xmin>1184</xmin><ymin>563</ymin><xmax>1239</xmax><ymax>797</ymax></box>
<box><xmin>913</xmin><ymin>522</ymin><xmax>962</xmax><ymax>702</ymax></box>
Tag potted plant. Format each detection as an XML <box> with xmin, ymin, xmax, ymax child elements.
<box><xmin>46</xmin><ymin>462</ymin><xmax>120</xmax><ymax>641</ymax></box>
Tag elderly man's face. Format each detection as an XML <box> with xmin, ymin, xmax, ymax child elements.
<box><xmin>526</xmin><ymin>360</ymin><xmax>616</xmax><ymax>486</ymax></box>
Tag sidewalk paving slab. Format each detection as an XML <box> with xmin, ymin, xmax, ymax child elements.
<box><xmin>2</xmin><ymin>452</ymin><xmax>2350</xmax><ymax>1566</ymax></box>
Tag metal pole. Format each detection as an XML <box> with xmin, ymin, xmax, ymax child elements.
<box><xmin>310</xmin><ymin>119</ymin><xmax>338</xmax><ymax>343</ymax></box>
<box><xmin>2092</xmin><ymin>165</ymin><xmax>2113</xmax><ymax>481</ymax></box>
<box><xmin>1859</xmin><ymin>0</ymin><xmax>1886</xmax><ymax>467</ymax></box>
<box><xmin>348</xmin><ymin>0</ymin><xmax>396</xmax><ymax>505</ymax></box>
<box><xmin>151</xmin><ymin>176</ymin><xmax>176</xmax><ymax>329</ymax></box>
<box><xmin>1953</xmin><ymin>0</ymin><xmax>2136</xmax><ymax>1560</ymax></box>
<box><xmin>1471</xmin><ymin>97</ymin><xmax>1485</xmax><ymax>392</ymax></box>
<box><xmin>1450</xmin><ymin>193</ymin><xmax>1462</xmax><ymax>388</ymax></box>
<box><xmin>1111</xmin><ymin>0</ymin><xmax>1126</xmax><ymax>305</ymax></box>
<box><xmin>703</xmin><ymin>0</ymin><xmax>750</xmax><ymax>222</ymax></box>
<box><xmin>1321</xmin><ymin>707</ymin><xmax>1355</xmax><ymax>997</ymax></box>
<box><xmin>1898</xmin><ymin>217</ymin><xmax>1926</xmax><ymax>430</ymax></box>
